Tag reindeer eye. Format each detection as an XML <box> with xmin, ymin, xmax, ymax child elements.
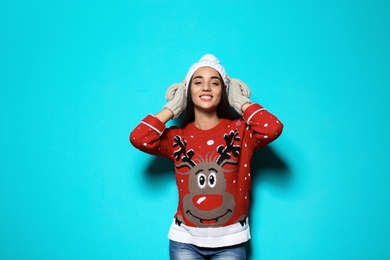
<box><xmin>208</xmin><ymin>172</ymin><xmax>217</xmax><ymax>188</ymax></box>
<box><xmin>197</xmin><ymin>173</ymin><xmax>206</xmax><ymax>189</ymax></box>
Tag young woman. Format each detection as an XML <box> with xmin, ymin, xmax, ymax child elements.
<box><xmin>130</xmin><ymin>54</ymin><xmax>283</xmax><ymax>259</ymax></box>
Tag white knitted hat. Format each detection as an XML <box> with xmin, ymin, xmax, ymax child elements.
<box><xmin>185</xmin><ymin>54</ymin><xmax>228</xmax><ymax>91</ymax></box>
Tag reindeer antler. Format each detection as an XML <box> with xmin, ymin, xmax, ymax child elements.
<box><xmin>216</xmin><ymin>130</ymin><xmax>240</xmax><ymax>166</ymax></box>
<box><xmin>173</xmin><ymin>136</ymin><xmax>196</xmax><ymax>169</ymax></box>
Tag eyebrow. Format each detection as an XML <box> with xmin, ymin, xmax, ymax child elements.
<box><xmin>193</xmin><ymin>75</ymin><xmax>221</xmax><ymax>80</ymax></box>
<box><xmin>195</xmin><ymin>170</ymin><xmax>203</xmax><ymax>175</ymax></box>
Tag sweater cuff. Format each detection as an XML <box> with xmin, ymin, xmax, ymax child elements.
<box><xmin>141</xmin><ymin>114</ymin><xmax>166</xmax><ymax>135</ymax></box>
<box><xmin>243</xmin><ymin>103</ymin><xmax>267</xmax><ymax>124</ymax></box>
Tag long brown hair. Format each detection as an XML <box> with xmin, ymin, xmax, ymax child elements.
<box><xmin>181</xmin><ymin>77</ymin><xmax>239</xmax><ymax>127</ymax></box>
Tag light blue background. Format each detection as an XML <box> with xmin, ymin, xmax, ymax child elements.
<box><xmin>1</xmin><ymin>0</ymin><xmax>389</xmax><ymax>259</ymax></box>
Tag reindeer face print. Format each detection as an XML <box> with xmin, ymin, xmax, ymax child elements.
<box><xmin>183</xmin><ymin>159</ymin><xmax>236</xmax><ymax>226</ymax></box>
<box><xmin>173</xmin><ymin>130</ymin><xmax>241</xmax><ymax>227</ymax></box>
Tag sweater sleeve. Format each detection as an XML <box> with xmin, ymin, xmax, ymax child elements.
<box><xmin>242</xmin><ymin>103</ymin><xmax>284</xmax><ymax>149</ymax></box>
<box><xmin>129</xmin><ymin>114</ymin><xmax>173</xmax><ymax>158</ymax></box>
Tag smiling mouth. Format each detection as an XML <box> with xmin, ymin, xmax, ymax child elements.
<box><xmin>199</xmin><ymin>95</ymin><xmax>212</xmax><ymax>101</ymax></box>
<box><xmin>186</xmin><ymin>209</ymin><xmax>232</xmax><ymax>224</ymax></box>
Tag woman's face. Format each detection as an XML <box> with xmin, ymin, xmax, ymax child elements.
<box><xmin>190</xmin><ymin>67</ymin><xmax>223</xmax><ymax>114</ymax></box>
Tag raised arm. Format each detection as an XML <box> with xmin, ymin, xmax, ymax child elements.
<box><xmin>155</xmin><ymin>108</ymin><xmax>174</xmax><ymax>124</ymax></box>
<box><xmin>228</xmin><ymin>78</ymin><xmax>283</xmax><ymax>147</ymax></box>
<box><xmin>130</xmin><ymin>81</ymin><xmax>186</xmax><ymax>155</ymax></box>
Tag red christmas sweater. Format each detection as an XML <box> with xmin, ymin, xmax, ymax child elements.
<box><xmin>130</xmin><ymin>103</ymin><xmax>283</xmax><ymax>247</ymax></box>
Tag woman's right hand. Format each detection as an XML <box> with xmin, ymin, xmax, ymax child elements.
<box><xmin>163</xmin><ymin>82</ymin><xmax>187</xmax><ymax>119</ymax></box>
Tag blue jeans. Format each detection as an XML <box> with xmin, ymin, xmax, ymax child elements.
<box><xmin>169</xmin><ymin>240</ymin><xmax>247</xmax><ymax>260</ymax></box>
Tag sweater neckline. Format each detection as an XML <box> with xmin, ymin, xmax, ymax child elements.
<box><xmin>186</xmin><ymin>119</ymin><xmax>231</xmax><ymax>135</ymax></box>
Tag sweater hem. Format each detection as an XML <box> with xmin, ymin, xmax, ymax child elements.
<box><xmin>167</xmin><ymin>218</ymin><xmax>251</xmax><ymax>248</ymax></box>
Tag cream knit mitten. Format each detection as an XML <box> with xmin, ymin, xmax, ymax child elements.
<box><xmin>228</xmin><ymin>78</ymin><xmax>251</xmax><ymax>115</ymax></box>
<box><xmin>163</xmin><ymin>83</ymin><xmax>187</xmax><ymax>119</ymax></box>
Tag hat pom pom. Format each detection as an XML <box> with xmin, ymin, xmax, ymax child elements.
<box><xmin>200</xmin><ymin>54</ymin><xmax>220</xmax><ymax>64</ymax></box>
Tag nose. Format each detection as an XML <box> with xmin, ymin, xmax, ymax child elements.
<box><xmin>192</xmin><ymin>194</ymin><xmax>223</xmax><ymax>211</ymax></box>
<box><xmin>202</xmin><ymin>83</ymin><xmax>211</xmax><ymax>91</ymax></box>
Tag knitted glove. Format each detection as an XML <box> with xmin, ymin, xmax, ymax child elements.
<box><xmin>228</xmin><ymin>78</ymin><xmax>252</xmax><ymax>115</ymax></box>
<box><xmin>163</xmin><ymin>83</ymin><xmax>186</xmax><ymax>119</ymax></box>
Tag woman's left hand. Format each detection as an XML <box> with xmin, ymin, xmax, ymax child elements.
<box><xmin>227</xmin><ymin>78</ymin><xmax>252</xmax><ymax>115</ymax></box>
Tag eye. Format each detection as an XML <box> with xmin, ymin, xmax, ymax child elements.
<box><xmin>193</xmin><ymin>80</ymin><xmax>203</xmax><ymax>85</ymax></box>
<box><xmin>197</xmin><ymin>173</ymin><xmax>206</xmax><ymax>188</ymax></box>
<box><xmin>208</xmin><ymin>172</ymin><xmax>217</xmax><ymax>188</ymax></box>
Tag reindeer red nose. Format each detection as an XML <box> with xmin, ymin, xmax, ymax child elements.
<box><xmin>192</xmin><ymin>194</ymin><xmax>223</xmax><ymax>210</ymax></box>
